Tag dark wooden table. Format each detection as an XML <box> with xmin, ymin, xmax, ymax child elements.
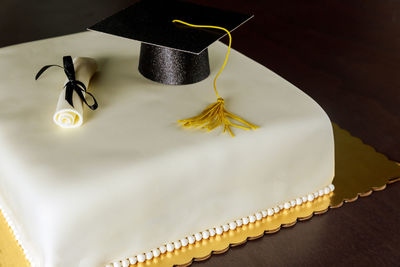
<box><xmin>2</xmin><ymin>0</ymin><xmax>399</xmax><ymax>266</ymax></box>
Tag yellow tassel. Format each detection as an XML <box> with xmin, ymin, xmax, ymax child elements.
<box><xmin>173</xmin><ymin>20</ymin><xmax>259</xmax><ymax>137</ymax></box>
<box><xmin>179</xmin><ymin>98</ymin><xmax>258</xmax><ymax>137</ymax></box>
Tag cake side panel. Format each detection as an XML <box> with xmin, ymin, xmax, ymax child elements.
<box><xmin>38</xmin><ymin>115</ymin><xmax>334</xmax><ymax>267</ymax></box>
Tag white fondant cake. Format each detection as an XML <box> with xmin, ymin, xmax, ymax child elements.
<box><xmin>0</xmin><ymin>32</ymin><xmax>334</xmax><ymax>267</ymax></box>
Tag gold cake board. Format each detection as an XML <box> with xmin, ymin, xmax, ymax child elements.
<box><xmin>1</xmin><ymin>123</ymin><xmax>400</xmax><ymax>267</ymax></box>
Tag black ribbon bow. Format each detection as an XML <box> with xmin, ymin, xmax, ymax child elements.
<box><xmin>35</xmin><ymin>56</ymin><xmax>98</xmax><ymax>110</ymax></box>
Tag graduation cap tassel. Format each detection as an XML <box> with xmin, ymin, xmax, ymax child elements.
<box><xmin>173</xmin><ymin>20</ymin><xmax>258</xmax><ymax>137</ymax></box>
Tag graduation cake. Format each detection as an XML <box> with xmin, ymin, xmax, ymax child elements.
<box><xmin>0</xmin><ymin>0</ymin><xmax>334</xmax><ymax>266</ymax></box>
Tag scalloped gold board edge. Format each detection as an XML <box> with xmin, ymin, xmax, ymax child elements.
<box><xmin>1</xmin><ymin>123</ymin><xmax>400</xmax><ymax>267</ymax></box>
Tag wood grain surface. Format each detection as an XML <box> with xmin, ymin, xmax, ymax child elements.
<box><xmin>1</xmin><ymin>0</ymin><xmax>399</xmax><ymax>266</ymax></box>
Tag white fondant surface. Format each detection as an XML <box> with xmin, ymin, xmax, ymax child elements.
<box><xmin>0</xmin><ymin>32</ymin><xmax>334</xmax><ymax>267</ymax></box>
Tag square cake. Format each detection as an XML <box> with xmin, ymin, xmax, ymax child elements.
<box><xmin>0</xmin><ymin>31</ymin><xmax>334</xmax><ymax>267</ymax></box>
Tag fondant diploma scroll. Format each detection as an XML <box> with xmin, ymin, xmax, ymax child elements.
<box><xmin>36</xmin><ymin>56</ymin><xmax>98</xmax><ymax>128</ymax></box>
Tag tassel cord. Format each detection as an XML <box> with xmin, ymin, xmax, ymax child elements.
<box><xmin>172</xmin><ymin>20</ymin><xmax>231</xmax><ymax>99</ymax></box>
<box><xmin>173</xmin><ymin>20</ymin><xmax>258</xmax><ymax>136</ymax></box>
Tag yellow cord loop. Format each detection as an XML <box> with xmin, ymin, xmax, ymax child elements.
<box><xmin>173</xmin><ymin>19</ymin><xmax>258</xmax><ymax>137</ymax></box>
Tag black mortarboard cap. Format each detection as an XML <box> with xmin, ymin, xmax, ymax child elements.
<box><xmin>89</xmin><ymin>0</ymin><xmax>253</xmax><ymax>85</ymax></box>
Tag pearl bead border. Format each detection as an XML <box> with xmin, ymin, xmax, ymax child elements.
<box><xmin>106</xmin><ymin>184</ymin><xmax>335</xmax><ymax>267</ymax></box>
<box><xmin>0</xmin><ymin>200</ymin><xmax>37</xmax><ymax>267</ymax></box>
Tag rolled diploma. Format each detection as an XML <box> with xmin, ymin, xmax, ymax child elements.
<box><xmin>53</xmin><ymin>57</ymin><xmax>97</xmax><ymax>128</ymax></box>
